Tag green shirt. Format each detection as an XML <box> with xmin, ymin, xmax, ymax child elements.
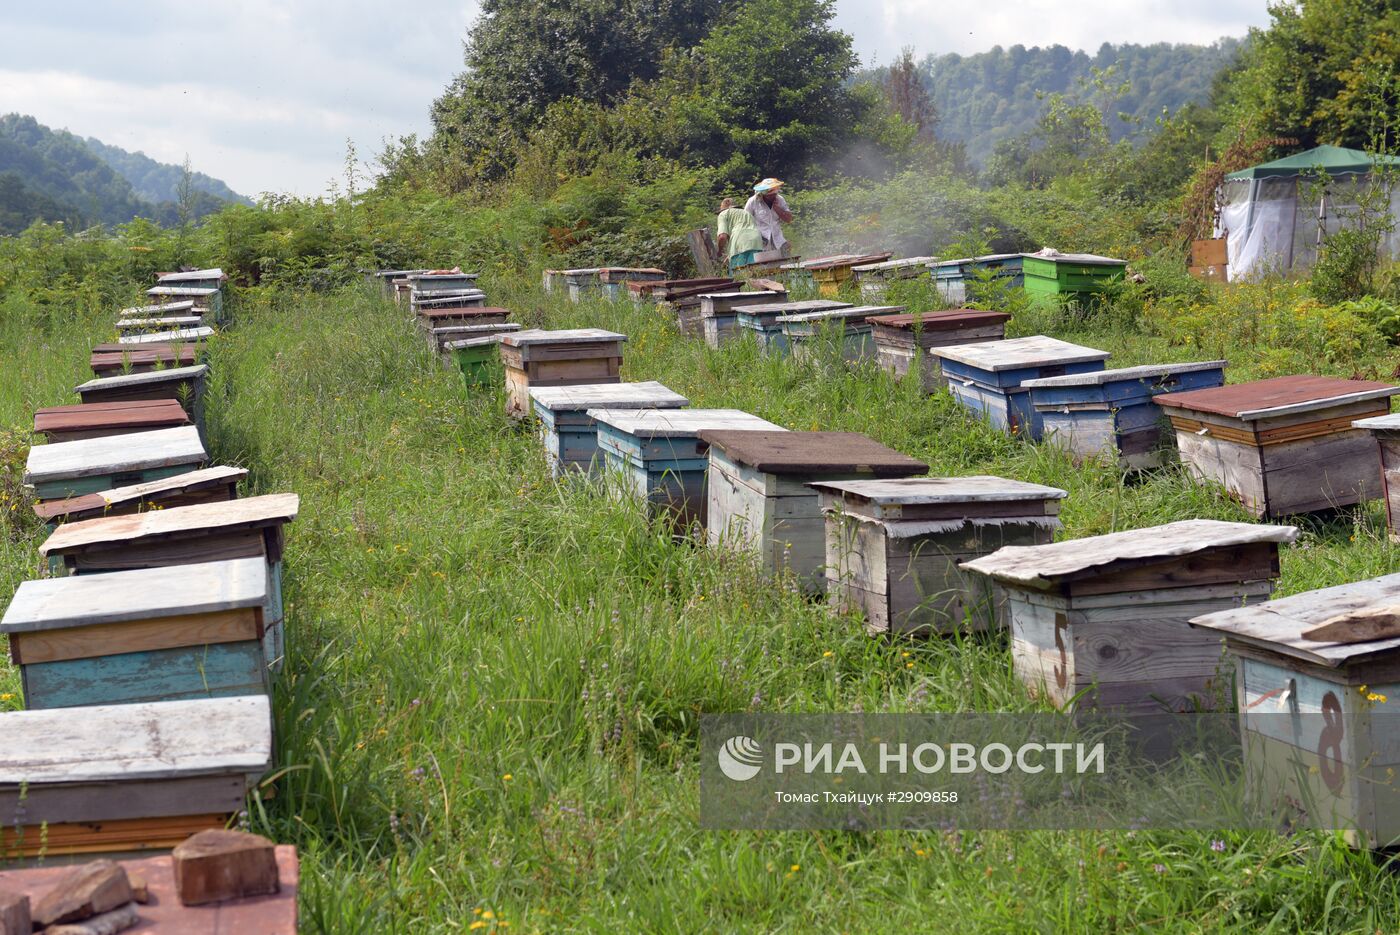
<box><xmin>717</xmin><ymin>207</ymin><xmax>765</xmax><ymax>258</ymax></box>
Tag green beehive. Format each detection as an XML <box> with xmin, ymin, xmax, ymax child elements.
<box><xmin>1021</xmin><ymin>252</ymin><xmax>1126</xmax><ymax>299</ymax></box>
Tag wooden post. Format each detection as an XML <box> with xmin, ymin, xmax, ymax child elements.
<box><xmin>687</xmin><ymin>229</ymin><xmax>723</xmax><ymax>278</ymax></box>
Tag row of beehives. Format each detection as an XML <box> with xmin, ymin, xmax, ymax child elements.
<box><xmin>0</xmin><ymin>266</ymin><xmax>307</xmax><ymax>909</ymax></box>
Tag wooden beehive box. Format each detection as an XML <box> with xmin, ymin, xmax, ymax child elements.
<box><xmin>446</xmin><ymin>334</ymin><xmax>504</xmax><ymax>387</ymax></box>
<box><xmin>542</xmin><ymin>269</ymin><xmax>565</xmax><ymax>293</ymax></box>
<box><xmin>804</xmin><ymin>253</ymin><xmax>892</xmax><ymax>297</ymax></box>
<box><xmin>1</xmin><ymin>557</ymin><xmax>272</xmax><ymax>710</ymax></box>
<box><xmin>23</xmin><ymin>425</ymin><xmax>207</xmax><ymax>502</ymax></box>
<box><xmin>411</xmin><ymin>290</ymin><xmax>487</xmax><ymax>315</ymax></box>
<box><xmin>630</xmin><ymin>276</ymin><xmax>733</xmax><ymax>304</ymax></box>
<box><xmin>779</xmin><ymin>305</ymin><xmax>903</xmax><ymax>362</ymax></box>
<box><xmin>933</xmin><ymin>336</ymin><xmax>1110</xmax><ymax>440</ymax></box>
<box><xmin>701</xmin><ymin>431</ymin><xmax>928</xmax><ymax>591</ymax></box>
<box><xmin>928</xmin><ymin>254</ymin><xmax>1024</xmax><ymax>304</ymax></box>
<box><xmin>530</xmin><ymin>381</ymin><xmax>689</xmax><ymax>476</ymax></box>
<box><xmin>0</xmin><ymin>695</ymin><xmax>270</xmax><ymax>857</ymax></box>
<box><xmin>90</xmin><ymin>341</ymin><xmax>200</xmax><ymax>376</ymax></box>
<box><xmin>33</xmin><ymin>465</ymin><xmax>245</xmax><ymax>526</ymax></box>
<box><xmin>157</xmin><ymin>268</ymin><xmax>226</xmax><ymax>290</ymax></box>
<box><xmin>736</xmin><ymin>300</ymin><xmax>851</xmax><ymax>353</ymax></box>
<box><xmin>1024</xmin><ymin>360</ymin><xmax>1227</xmax><ymax>469</ymax></box>
<box><xmin>407</xmin><ymin>270</ymin><xmax>478</xmax><ymax>294</ymax></box>
<box><xmin>39</xmin><ymin>493</ymin><xmax>300</xmax><ymax>667</ymax></box>
<box><xmin>147</xmin><ymin>286</ymin><xmax>223</xmax><ymax>321</ymax></box>
<box><xmin>851</xmin><ymin>256</ymin><xmax>936</xmax><ymax>300</ymax></box>
<box><xmin>117</xmin><ymin>314</ymin><xmax>204</xmax><ymax>336</ymax></box>
<box><xmin>373</xmin><ymin>269</ymin><xmax>427</xmax><ymax>299</ymax></box>
<box><xmin>76</xmin><ymin>365</ymin><xmax>210</xmax><ymax>423</ymax></box>
<box><xmin>868</xmin><ymin>309</ymin><xmax>1012</xmax><ymax>393</ymax></box>
<box><xmin>1354</xmin><ymin>413</ymin><xmax>1400</xmax><ymax>541</ymax></box>
<box><xmin>118</xmin><ymin>325</ymin><xmax>215</xmax><ymax>346</ymax></box>
<box><xmin>414</xmin><ymin>305</ymin><xmax>506</xmax><ymax>333</ymax></box>
<box><xmin>590</xmin><ymin>408</ymin><xmax>786</xmax><ymax>528</ymax></box>
<box><xmin>698</xmin><ymin>290</ymin><xmax>785</xmax><ymax>348</ymax></box>
<box><xmin>962</xmin><ymin>519</ymin><xmax>1298</xmax><ymax>713</ymax></box>
<box><xmin>430</xmin><ymin>321</ymin><xmax>520</xmax><ymax>360</ymax></box>
<box><xmin>1021</xmin><ymin>251</ymin><xmax>1126</xmax><ymax>299</ymax></box>
<box><xmin>1154</xmin><ymin>376</ymin><xmax>1399</xmax><ymax>518</ymax></box>
<box><xmin>120</xmin><ymin>299</ymin><xmax>201</xmax><ymax>319</ymax></box>
<box><xmin>598</xmin><ymin>267</ymin><xmax>667</xmax><ymax>300</ymax></box>
<box><xmin>1190</xmin><ymin>572</ymin><xmax>1400</xmax><ymax>847</ymax></box>
<box><xmin>813</xmin><ymin>476</ymin><xmax>1066</xmax><ymax>636</ymax></box>
<box><xmin>500</xmin><ymin>329</ymin><xmax>627</xmax><ymax>418</ymax></box>
<box><xmin>562</xmin><ymin>268</ymin><xmax>604</xmax><ymax>302</ymax></box>
<box><xmin>34</xmin><ymin>399</ymin><xmax>191</xmax><ymax>443</ymax></box>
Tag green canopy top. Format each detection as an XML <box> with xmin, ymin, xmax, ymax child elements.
<box><xmin>1226</xmin><ymin>144</ymin><xmax>1400</xmax><ymax>181</ymax></box>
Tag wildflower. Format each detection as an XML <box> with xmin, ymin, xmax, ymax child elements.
<box><xmin>1210</xmin><ymin>840</ymin><xmax>1226</xmax><ymax>853</ymax></box>
<box><xmin>822</xmin><ymin>651</ymin><xmax>834</xmax><ymax>658</ymax></box>
<box><xmin>0</xmin><ymin>693</ymin><xmax>11</xmax><ymax>702</ymax></box>
<box><xmin>905</xmin><ymin>662</ymin><xmax>914</xmax><ymax>669</ymax></box>
<box><xmin>902</xmin><ymin>651</ymin><xmax>911</xmax><ymax>658</ymax></box>
<box><xmin>789</xmin><ymin>864</ymin><xmax>800</xmax><ymax>872</ymax></box>
<box><xmin>469</xmin><ymin>923</ymin><xmax>487</xmax><ymax>931</ymax></box>
<box><xmin>1153</xmin><ymin>863</ymin><xmax>1166</xmax><ymax>874</ymax></box>
<box><xmin>502</xmin><ymin>774</ymin><xmax>513</xmax><ymax>781</ymax></box>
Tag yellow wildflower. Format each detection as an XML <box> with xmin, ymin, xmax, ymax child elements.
<box><xmin>502</xmin><ymin>774</ymin><xmax>513</xmax><ymax>781</ymax></box>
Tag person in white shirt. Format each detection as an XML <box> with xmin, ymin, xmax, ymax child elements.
<box><xmin>744</xmin><ymin>177</ymin><xmax>793</xmax><ymax>256</ymax></box>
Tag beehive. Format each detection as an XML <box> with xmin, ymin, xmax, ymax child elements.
<box><xmin>779</xmin><ymin>305</ymin><xmax>903</xmax><ymax>362</ymax></box>
<box><xmin>701</xmin><ymin>431</ymin><xmax>928</xmax><ymax>591</ymax></box>
<box><xmin>851</xmin><ymin>256</ymin><xmax>936</xmax><ymax>300</ymax></box>
<box><xmin>542</xmin><ymin>269</ymin><xmax>565</xmax><ymax>293</ymax></box>
<box><xmin>805</xmin><ymin>253</ymin><xmax>893</xmax><ymax>297</ymax></box>
<box><xmin>0</xmin><ymin>696</ymin><xmax>270</xmax><ymax>857</ymax></box>
<box><xmin>1190</xmin><ymin>572</ymin><xmax>1400</xmax><ymax>847</ymax></box>
<box><xmin>962</xmin><ymin>519</ymin><xmax>1298</xmax><ymax>713</ymax></box>
<box><xmin>629</xmin><ymin>276</ymin><xmax>736</xmax><ymax>304</ymax></box>
<box><xmin>1</xmin><ymin>558</ymin><xmax>272</xmax><ymax>709</ymax></box>
<box><xmin>33</xmin><ymin>465</ymin><xmax>246</xmax><ymax>527</ymax></box>
<box><xmin>1024</xmin><ymin>361</ymin><xmax>1227</xmax><ymax>469</ymax></box>
<box><xmin>813</xmin><ymin>476</ymin><xmax>1066</xmax><ymax>636</ymax></box>
<box><xmin>868</xmin><ymin>309</ymin><xmax>1012</xmax><ymax>393</ymax></box>
<box><xmin>1021</xmin><ymin>251</ymin><xmax>1126</xmax><ymax>300</ymax></box>
<box><xmin>40</xmin><ymin>493</ymin><xmax>300</xmax><ymax>668</ymax></box>
<box><xmin>372</xmin><ymin>269</ymin><xmax>428</xmax><ymax>299</ymax></box>
<box><xmin>735</xmin><ymin>299</ymin><xmax>851</xmax><ymax>352</ymax></box>
<box><xmin>90</xmin><ymin>341</ymin><xmax>200</xmax><ymax>376</ymax></box>
<box><xmin>407</xmin><ymin>270</ymin><xmax>478</xmax><ymax>294</ymax></box>
<box><xmin>76</xmin><ymin>365</ymin><xmax>210</xmax><ymax>422</ymax></box>
<box><xmin>698</xmin><ymin>290</ymin><xmax>785</xmax><ymax>348</ymax></box>
<box><xmin>34</xmin><ymin>399</ymin><xmax>191</xmax><ymax>443</ymax></box>
<box><xmin>1154</xmin><ymin>376</ymin><xmax>1399</xmax><ymax>518</ymax></box>
<box><xmin>928</xmin><ymin>254</ymin><xmax>1024</xmax><ymax>304</ymax></box>
<box><xmin>1354</xmin><ymin>413</ymin><xmax>1400</xmax><ymax>541</ymax></box>
<box><xmin>117</xmin><ymin>326</ymin><xmax>215</xmax><ymax>347</ymax></box>
<box><xmin>590</xmin><ymin>408</ymin><xmax>785</xmax><ymax>528</ymax></box>
<box><xmin>598</xmin><ymin>267</ymin><xmax>667</xmax><ymax>300</ymax></box>
<box><xmin>446</xmin><ymin>334</ymin><xmax>504</xmax><ymax>387</ymax></box>
<box><xmin>117</xmin><ymin>314</ymin><xmax>205</xmax><ymax>336</ymax></box>
<box><xmin>415</xmin><ymin>305</ymin><xmax>507</xmax><ymax>333</ymax></box>
<box><xmin>933</xmin><ymin>336</ymin><xmax>1110</xmax><ymax>440</ymax></box>
<box><xmin>411</xmin><ymin>291</ymin><xmax>487</xmax><ymax>315</ymax></box>
<box><xmin>119</xmin><ymin>299</ymin><xmax>201</xmax><ymax>319</ymax></box>
<box><xmin>430</xmin><ymin>321</ymin><xmax>521</xmax><ymax>361</ymax></box>
<box><xmin>23</xmin><ymin>425</ymin><xmax>207</xmax><ymax>502</ymax></box>
<box><xmin>147</xmin><ymin>286</ymin><xmax>223</xmax><ymax>322</ymax></box>
<box><xmin>500</xmin><ymin>329</ymin><xmax>627</xmax><ymax>418</ymax></box>
<box><xmin>562</xmin><ymin>268</ymin><xmax>604</xmax><ymax>302</ymax></box>
<box><xmin>530</xmin><ymin>381</ymin><xmax>689</xmax><ymax>476</ymax></box>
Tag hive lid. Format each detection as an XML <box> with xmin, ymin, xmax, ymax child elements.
<box><xmin>76</xmin><ymin>364</ymin><xmax>209</xmax><ymax>392</ymax></box>
<box><xmin>808</xmin><ymin>475</ymin><xmax>1066</xmax><ymax>505</ymax></box>
<box><xmin>1023</xmin><ymin>251</ymin><xmax>1125</xmax><ymax>266</ymax></box>
<box><xmin>1189</xmin><ymin>572</ymin><xmax>1400</xmax><ymax>667</ymax></box>
<box><xmin>1354</xmin><ymin>413</ymin><xmax>1400</xmax><ymax>432</ymax></box>
<box><xmin>417</xmin><ymin>306</ymin><xmax>504</xmax><ymax>320</ymax></box>
<box><xmin>146</xmin><ymin>286</ymin><xmax>220</xmax><ymax>296</ymax></box>
<box><xmin>801</xmin><ymin>253</ymin><xmax>893</xmax><ymax>270</ymax></box>
<box><xmin>34</xmin><ymin>399</ymin><xmax>190</xmax><ymax>434</ymax></box>
<box><xmin>117</xmin><ymin>316</ymin><xmax>203</xmax><ymax>330</ymax></box>
<box><xmin>1153</xmin><ymin>375</ymin><xmax>1399</xmax><ymax>420</ymax></box>
<box><xmin>372</xmin><ymin>269</ymin><xmax>430</xmax><ymax>278</ymax></box>
<box><xmin>700</xmin><ymin>290</ymin><xmax>783</xmax><ymax>301</ymax></box>
<box><xmin>529</xmin><ymin>381</ymin><xmax>688</xmax><ymax>411</ymax></box>
<box><xmin>120</xmin><ymin>300</ymin><xmax>197</xmax><ymax>316</ymax></box>
<box><xmin>931</xmin><ymin>335</ymin><xmax>1111</xmax><ymax>371</ymax></box>
<box><xmin>866</xmin><ymin>309</ymin><xmax>1012</xmax><ymax>331</ymax></box>
<box><xmin>443</xmin><ymin>335</ymin><xmax>504</xmax><ymax>350</ymax></box>
<box><xmin>929</xmin><ymin>253</ymin><xmax>1022</xmax><ymax>269</ymax></box>
<box><xmin>587</xmin><ymin>408</ymin><xmax>785</xmax><ymax>438</ymax></box>
<box><xmin>40</xmin><ymin>492</ymin><xmax>299</xmax><ymax>557</ymax></box>
<box><xmin>0</xmin><ymin>695</ymin><xmax>271</xmax><ymax>785</ymax></box>
<box><xmin>500</xmin><ymin>328</ymin><xmax>626</xmax><ymax>346</ymax></box>
<box><xmin>118</xmin><ymin>327</ymin><xmax>214</xmax><ymax>345</ymax></box>
<box><xmin>432</xmin><ymin>323</ymin><xmax>521</xmax><ymax>337</ymax></box>
<box><xmin>157</xmin><ymin>268</ymin><xmax>225</xmax><ymax>283</ymax></box>
<box><xmin>738</xmin><ymin>300</ymin><xmax>852</xmax><ymax>315</ymax></box>
<box><xmin>2</xmin><ymin>556</ymin><xmax>267</xmax><ymax>633</ymax></box>
<box><xmin>1021</xmin><ymin>360</ymin><xmax>1227</xmax><ymax>388</ymax></box>
<box><xmin>852</xmin><ymin>256</ymin><xmax>938</xmax><ymax>272</ymax></box>
<box><xmin>24</xmin><ymin>426</ymin><xmax>206</xmax><ymax>485</ymax></box>
<box><xmin>561</xmin><ymin>267</ymin><xmax>605</xmax><ymax>276</ymax></box>
<box><xmin>698</xmin><ymin>431</ymin><xmax>928</xmax><ymax>476</ymax></box>
<box><xmin>776</xmin><ymin>305</ymin><xmax>903</xmax><ymax>323</ymax></box>
<box><xmin>90</xmin><ymin>345</ymin><xmax>199</xmax><ymax>372</ymax></box>
<box><xmin>32</xmin><ymin>465</ymin><xmax>248</xmax><ymax>522</ymax></box>
<box><xmin>961</xmin><ymin>519</ymin><xmax>1298</xmax><ymax>589</ymax></box>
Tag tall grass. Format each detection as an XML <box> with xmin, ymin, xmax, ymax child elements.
<box><xmin>4</xmin><ymin>279</ymin><xmax>1400</xmax><ymax>932</ymax></box>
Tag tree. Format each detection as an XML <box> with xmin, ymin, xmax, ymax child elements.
<box><xmin>883</xmin><ymin>47</ymin><xmax>937</xmax><ymax>141</ymax></box>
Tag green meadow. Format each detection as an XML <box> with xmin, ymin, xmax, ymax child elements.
<box><xmin>6</xmin><ymin>274</ymin><xmax>1400</xmax><ymax>932</ymax></box>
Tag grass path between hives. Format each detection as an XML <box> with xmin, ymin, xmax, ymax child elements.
<box><xmin>5</xmin><ymin>283</ymin><xmax>1400</xmax><ymax>932</ymax></box>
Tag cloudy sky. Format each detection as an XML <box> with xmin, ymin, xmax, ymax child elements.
<box><xmin>0</xmin><ymin>1</ymin><xmax>1271</xmax><ymax>199</ymax></box>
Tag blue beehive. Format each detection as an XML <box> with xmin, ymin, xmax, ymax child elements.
<box><xmin>529</xmin><ymin>381</ymin><xmax>689</xmax><ymax>476</ymax></box>
<box><xmin>1023</xmin><ymin>361</ymin><xmax>1227</xmax><ymax>469</ymax></box>
<box><xmin>933</xmin><ymin>336</ymin><xmax>1110</xmax><ymax>440</ymax></box>
<box><xmin>928</xmin><ymin>253</ymin><xmax>1024</xmax><ymax>304</ymax></box>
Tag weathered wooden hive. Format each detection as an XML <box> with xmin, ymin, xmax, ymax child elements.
<box><xmin>446</xmin><ymin>334</ymin><xmax>504</xmax><ymax>387</ymax></box>
<box><xmin>147</xmin><ymin>285</ymin><xmax>223</xmax><ymax>322</ymax></box>
<box><xmin>1189</xmin><ymin>572</ymin><xmax>1400</xmax><ymax>847</ymax></box>
<box><xmin>778</xmin><ymin>305</ymin><xmax>903</xmax><ymax>362</ymax></box>
<box><xmin>698</xmin><ymin>290</ymin><xmax>785</xmax><ymax>348</ymax></box>
<box><xmin>39</xmin><ymin>493</ymin><xmax>301</xmax><ymax>667</ymax></box>
<box><xmin>1</xmin><ymin>557</ymin><xmax>272</xmax><ymax>710</ymax></box>
<box><xmin>499</xmin><ymin>329</ymin><xmax>627</xmax><ymax>418</ymax></box>
<box><xmin>430</xmin><ymin>321</ymin><xmax>520</xmax><ymax>361</ymax></box>
<box><xmin>407</xmin><ymin>270</ymin><xmax>478</xmax><ymax>295</ymax></box>
<box><xmin>812</xmin><ymin>475</ymin><xmax>1066</xmax><ymax>636</ymax></box>
<box><xmin>0</xmin><ymin>695</ymin><xmax>271</xmax><ymax>857</ymax></box>
<box><xmin>1023</xmin><ymin>361</ymin><xmax>1227</xmax><ymax>469</ymax></box>
<box><xmin>851</xmin><ymin>256</ymin><xmax>936</xmax><ymax>300</ymax></box>
<box><xmin>530</xmin><ymin>381</ymin><xmax>689</xmax><ymax>476</ymax></box>
<box><xmin>629</xmin><ymin>276</ymin><xmax>736</xmax><ymax>304</ymax></box>
<box><xmin>120</xmin><ymin>299</ymin><xmax>201</xmax><ymax>319</ymax></box>
<box><xmin>701</xmin><ymin>431</ymin><xmax>928</xmax><ymax>591</ymax></box>
<box><xmin>373</xmin><ymin>268</ymin><xmax>428</xmax><ymax>299</ymax></box>
<box><xmin>33</xmin><ymin>465</ymin><xmax>245</xmax><ymax>527</ymax></box>
<box><xmin>76</xmin><ymin>365</ymin><xmax>210</xmax><ymax>422</ymax></box>
<box><xmin>736</xmin><ymin>299</ymin><xmax>850</xmax><ymax>352</ymax></box>
<box><xmin>962</xmin><ymin>519</ymin><xmax>1298</xmax><ymax>713</ymax></box>
<box><xmin>411</xmin><ymin>290</ymin><xmax>487</xmax><ymax>314</ymax></box>
<box><xmin>805</xmin><ymin>252</ymin><xmax>893</xmax><ymax>297</ymax></box>
<box><xmin>90</xmin><ymin>341</ymin><xmax>200</xmax><ymax>376</ymax></box>
<box><xmin>589</xmin><ymin>408</ymin><xmax>785</xmax><ymax>528</ymax></box>
<box><xmin>34</xmin><ymin>399</ymin><xmax>191</xmax><ymax>444</ymax></box>
<box><xmin>928</xmin><ymin>253</ymin><xmax>1024</xmax><ymax>304</ymax></box>
<box><xmin>542</xmin><ymin>269</ymin><xmax>565</xmax><ymax>293</ymax></box>
<box><xmin>598</xmin><ymin>267</ymin><xmax>667</xmax><ymax>300</ymax></box>
<box><xmin>933</xmin><ymin>336</ymin><xmax>1110</xmax><ymax>440</ymax></box>
<box><xmin>1354</xmin><ymin>413</ymin><xmax>1400</xmax><ymax>541</ymax></box>
<box><xmin>415</xmin><ymin>305</ymin><xmax>507</xmax><ymax>333</ymax></box>
<box><xmin>1153</xmin><ymin>375</ymin><xmax>1399</xmax><ymax>518</ymax></box>
<box><xmin>117</xmin><ymin>326</ymin><xmax>215</xmax><ymax>346</ymax></box>
<box><xmin>23</xmin><ymin>425</ymin><xmax>208</xmax><ymax>502</ymax></box>
<box><xmin>562</xmin><ymin>268</ymin><xmax>604</xmax><ymax>302</ymax></box>
<box><xmin>1021</xmin><ymin>251</ymin><xmax>1126</xmax><ymax>300</ymax></box>
<box><xmin>868</xmin><ymin>309</ymin><xmax>1012</xmax><ymax>393</ymax></box>
<box><xmin>117</xmin><ymin>314</ymin><xmax>204</xmax><ymax>336</ymax></box>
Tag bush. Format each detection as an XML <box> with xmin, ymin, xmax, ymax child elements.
<box><xmin>1311</xmin><ymin>227</ymin><xmax>1381</xmax><ymax>304</ymax></box>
